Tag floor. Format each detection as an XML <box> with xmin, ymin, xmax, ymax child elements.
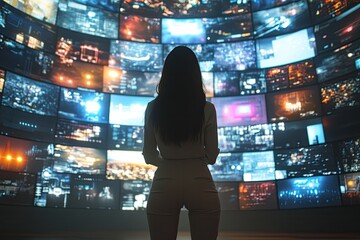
<box><xmin>2</xmin><ymin>231</ymin><xmax>360</xmax><ymax>240</ymax></box>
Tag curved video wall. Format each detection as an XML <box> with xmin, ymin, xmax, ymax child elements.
<box><xmin>0</xmin><ymin>0</ymin><xmax>359</xmax><ymax>211</ymax></box>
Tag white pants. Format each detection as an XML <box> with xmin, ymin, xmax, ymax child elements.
<box><xmin>147</xmin><ymin>159</ymin><xmax>221</xmax><ymax>240</ymax></box>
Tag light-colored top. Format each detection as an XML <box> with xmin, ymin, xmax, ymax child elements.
<box><xmin>142</xmin><ymin>100</ymin><xmax>220</xmax><ymax>166</ymax></box>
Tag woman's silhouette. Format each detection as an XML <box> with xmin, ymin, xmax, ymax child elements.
<box><xmin>143</xmin><ymin>46</ymin><xmax>220</xmax><ymax>240</ymax></box>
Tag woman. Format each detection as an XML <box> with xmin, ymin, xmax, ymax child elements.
<box><xmin>142</xmin><ymin>46</ymin><xmax>221</xmax><ymax>240</ymax></box>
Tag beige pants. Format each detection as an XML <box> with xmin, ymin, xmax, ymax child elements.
<box><xmin>147</xmin><ymin>159</ymin><xmax>221</xmax><ymax>240</ymax></box>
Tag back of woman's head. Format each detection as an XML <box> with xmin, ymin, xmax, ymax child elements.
<box><xmin>150</xmin><ymin>46</ymin><xmax>206</xmax><ymax>145</ymax></box>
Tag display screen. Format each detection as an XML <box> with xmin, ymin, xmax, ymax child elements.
<box><xmin>214</xmin><ymin>70</ymin><xmax>268</xmax><ymax>97</ymax></box>
<box><xmin>333</xmin><ymin>136</ymin><xmax>360</xmax><ymax>174</ymax></box>
<box><xmin>0</xmin><ymin>106</ymin><xmax>56</xmax><ymax>142</ymax></box>
<box><xmin>108</xmin><ymin>124</ymin><xmax>144</xmax><ymax>151</ymax></box>
<box><xmin>3</xmin><ymin>0</ymin><xmax>59</xmax><ymax>25</ymax></box>
<box><xmin>109</xmin><ymin>95</ymin><xmax>153</xmax><ymax>126</ymax></box>
<box><xmin>214</xmin><ymin>72</ymin><xmax>240</xmax><ymax>97</ymax></box>
<box><xmin>222</xmin><ymin>0</ymin><xmax>250</xmax><ymax>15</ymax></box>
<box><xmin>0</xmin><ymin>2</ymin><xmax>57</xmax><ymax>52</ymax></box>
<box><xmin>0</xmin><ymin>171</ymin><xmax>36</xmax><ymax>206</ymax></box>
<box><xmin>54</xmin><ymin>118</ymin><xmax>108</xmax><ymax>148</ymax></box>
<box><xmin>277</xmin><ymin>175</ymin><xmax>342</xmax><ymax>209</ymax></box>
<box><xmin>339</xmin><ymin>172</ymin><xmax>360</xmax><ymax>205</ymax></box>
<box><xmin>239</xmin><ymin>181</ymin><xmax>277</xmax><ymax>210</ymax></box>
<box><xmin>202</xmin><ymin>14</ymin><xmax>253</xmax><ymax>43</ymax></box>
<box><xmin>0</xmin><ymin>135</ymin><xmax>53</xmax><ymax>173</ymax></box>
<box><xmin>211</xmin><ymin>95</ymin><xmax>267</xmax><ymax>127</ymax></box>
<box><xmin>307</xmin><ymin>0</ymin><xmax>359</xmax><ymax>24</ymax></box>
<box><xmin>120</xmin><ymin>0</ymin><xmax>163</xmax><ymax>17</ymax></box>
<box><xmin>69</xmin><ymin>175</ymin><xmax>120</xmax><ymax>209</ymax></box>
<box><xmin>315</xmin><ymin>40</ymin><xmax>360</xmax><ymax>83</ymax></box>
<box><xmin>242</xmin><ymin>151</ymin><xmax>275</xmax><ymax>182</ymax></box>
<box><xmin>103</xmin><ymin>67</ymin><xmax>159</xmax><ymax>96</ymax></box>
<box><xmin>119</xmin><ymin>15</ymin><xmax>161</xmax><ymax>43</ymax></box>
<box><xmin>58</xmin><ymin>88</ymin><xmax>110</xmax><ymax>123</ymax></box>
<box><xmin>56</xmin><ymin>0</ymin><xmax>118</xmax><ymax>39</ymax></box>
<box><xmin>214</xmin><ymin>41</ymin><xmax>257</xmax><ymax>71</ymax></box>
<box><xmin>209</xmin><ymin>152</ymin><xmax>244</xmax><ymax>181</ymax></box>
<box><xmin>251</xmin><ymin>0</ymin><xmax>299</xmax><ymax>12</ymax></box>
<box><xmin>162</xmin><ymin>18</ymin><xmax>206</xmax><ymax>44</ymax></box>
<box><xmin>52</xmin><ymin>144</ymin><xmax>106</xmax><ymax>175</ymax></box>
<box><xmin>56</xmin><ymin>28</ymin><xmax>110</xmax><ymax>66</ymax></box>
<box><xmin>239</xmin><ymin>70</ymin><xmax>267</xmax><ymax>95</ymax></box>
<box><xmin>107</xmin><ymin>150</ymin><xmax>156</xmax><ymax>181</ymax></box>
<box><xmin>50</xmin><ymin>57</ymin><xmax>104</xmax><ymax>91</ymax></box>
<box><xmin>71</xmin><ymin>0</ymin><xmax>120</xmax><ymax>12</ymax></box>
<box><xmin>2</xmin><ymin>72</ymin><xmax>59</xmax><ymax>116</ymax></box>
<box><xmin>256</xmin><ymin>28</ymin><xmax>316</xmax><ymax>68</ymax></box>
<box><xmin>253</xmin><ymin>0</ymin><xmax>310</xmax><ymax>38</ymax></box>
<box><xmin>162</xmin><ymin>0</ymin><xmax>221</xmax><ymax>17</ymax></box>
<box><xmin>109</xmin><ymin>40</ymin><xmax>163</xmax><ymax>72</ymax></box>
<box><xmin>266</xmin><ymin>86</ymin><xmax>321</xmax><ymax>122</ymax></box>
<box><xmin>218</xmin><ymin>123</ymin><xmax>274</xmax><ymax>152</ymax></box>
<box><xmin>34</xmin><ymin>168</ymin><xmax>71</xmax><ymax>208</ymax></box>
<box><xmin>320</xmin><ymin>71</ymin><xmax>360</xmax><ymax>115</ymax></box>
<box><xmin>322</xmin><ymin>108</ymin><xmax>360</xmax><ymax>142</ymax></box>
<box><xmin>120</xmin><ymin>180</ymin><xmax>151</xmax><ymax>210</ymax></box>
<box><xmin>214</xmin><ymin>182</ymin><xmax>239</xmax><ymax>210</ymax></box>
<box><xmin>0</xmin><ymin>34</ymin><xmax>55</xmax><ymax>81</ymax></box>
<box><xmin>314</xmin><ymin>5</ymin><xmax>360</xmax><ymax>54</ymax></box>
<box><xmin>265</xmin><ymin>59</ymin><xmax>317</xmax><ymax>92</ymax></box>
<box><xmin>274</xmin><ymin>144</ymin><xmax>338</xmax><ymax>179</ymax></box>
<box><xmin>273</xmin><ymin>118</ymin><xmax>325</xmax><ymax>149</ymax></box>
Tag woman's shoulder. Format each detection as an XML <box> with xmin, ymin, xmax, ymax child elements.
<box><xmin>205</xmin><ymin>101</ymin><xmax>216</xmax><ymax>112</ymax></box>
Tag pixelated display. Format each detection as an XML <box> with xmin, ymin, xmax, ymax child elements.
<box><xmin>3</xmin><ymin>0</ymin><xmax>59</xmax><ymax>24</ymax></box>
<box><xmin>0</xmin><ymin>171</ymin><xmax>36</xmax><ymax>206</ymax></box>
<box><xmin>0</xmin><ymin>2</ymin><xmax>57</xmax><ymax>52</ymax></box>
<box><xmin>107</xmin><ymin>150</ymin><xmax>156</xmax><ymax>181</ymax></box>
<box><xmin>218</xmin><ymin>123</ymin><xmax>274</xmax><ymax>152</ymax></box>
<box><xmin>334</xmin><ymin>136</ymin><xmax>360</xmax><ymax>173</ymax></box>
<box><xmin>108</xmin><ymin>124</ymin><xmax>144</xmax><ymax>151</ymax></box>
<box><xmin>314</xmin><ymin>5</ymin><xmax>360</xmax><ymax>54</ymax></box>
<box><xmin>211</xmin><ymin>95</ymin><xmax>267</xmax><ymax>127</ymax></box>
<box><xmin>0</xmin><ymin>135</ymin><xmax>53</xmax><ymax>173</ymax></box>
<box><xmin>257</xmin><ymin>28</ymin><xmax>316</xmax><ymax>68</ymax></box>
<box><xmin>56</xmin><ymin>0</ymin><xmax>119</xmax><ymax>39</ymax></box>
<box><xmin>266</xmin><ymin>59</ymin><xmax>317</xmax><ymax>92</ymax></box>
<box><xmin>274</xmin><ymin>144</ymin><xmax>338</xmax><ymax>179</ymax></box>
<box><xmin>340</xmin><ymin>172</ymin><xmax>360</xmax><ymax>205</ymax></box>
<box><xmin>120</xmin><ymin>180</ymin><xmax>151</xmax><ymax>210</ymax></box>
<box><xmin>239</xmin><ymin>181</ymin><xmax>277</xmax><ymax>210</ymax></box>
<box><xmin>266</xmin><ymin>86</ymin><xmax>322</xmax><ymax>122</ymax></box>
<box><xmin>273</xmin><ymin>118</ymin><xmax>325</xmax><ymax>149</ymax></box>
<box><xmin>69</xmin><ymin>175</ymin><xmax>120</xmax><ymax>209</ymax></box>
<box><xmin>277</xmin><ymin>175</ymin><xmax>341</xmax><ymax>209</ymax></box>
<box><xmin>253</xmin><ymin>0</ymin><xmax>310</xmax><ymax>38</ymax></box>
<box><xmin>119</xmin><ymin>15</ymin><xmax>160</xmax><ymax>43</ymax></box>
<box><xmin>52</xmin><ymin>144</ymin><xmax>107</xmax><ymax>175</ymax></box>
<box><xmin>320</xmin><ymin>71</ymin><xmax>360</xmax><ymax>115</ymax></box>
<box><xmin>2</xmin><ymin>72</ymin><xmax>59</xmax><ymax>116</ymax></box>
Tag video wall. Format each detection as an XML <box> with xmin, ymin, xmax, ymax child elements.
<box><xmin>0</xmin><ymin>0</ymin><xmax>359</xmax><ymax>211</ymax></box>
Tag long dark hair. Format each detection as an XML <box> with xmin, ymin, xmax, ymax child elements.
<box><xmin>149</xmin><ymin>46</ymin><xmax>206</xmax><ymax>145</ymax></box>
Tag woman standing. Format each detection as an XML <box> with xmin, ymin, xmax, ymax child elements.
<box><xmin>142</xmin><ymin>46</ymin><xmax>221</xmax><ymax>240</ymax></box>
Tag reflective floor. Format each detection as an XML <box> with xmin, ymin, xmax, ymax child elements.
<box><xmin>3</xmin><ymin>231</ymin><xmax>360</xmax><ymax>240</ymax></box>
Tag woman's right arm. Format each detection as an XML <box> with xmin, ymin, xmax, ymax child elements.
<box><xmin>142</xmin><ymin>103</ymin><xmax>161</xmax><ymax>167</ymax></box>
<box><xmin>204</xmin><ymin>102</ymin><xmax>220</xmax><ymax>164</ymax></box>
